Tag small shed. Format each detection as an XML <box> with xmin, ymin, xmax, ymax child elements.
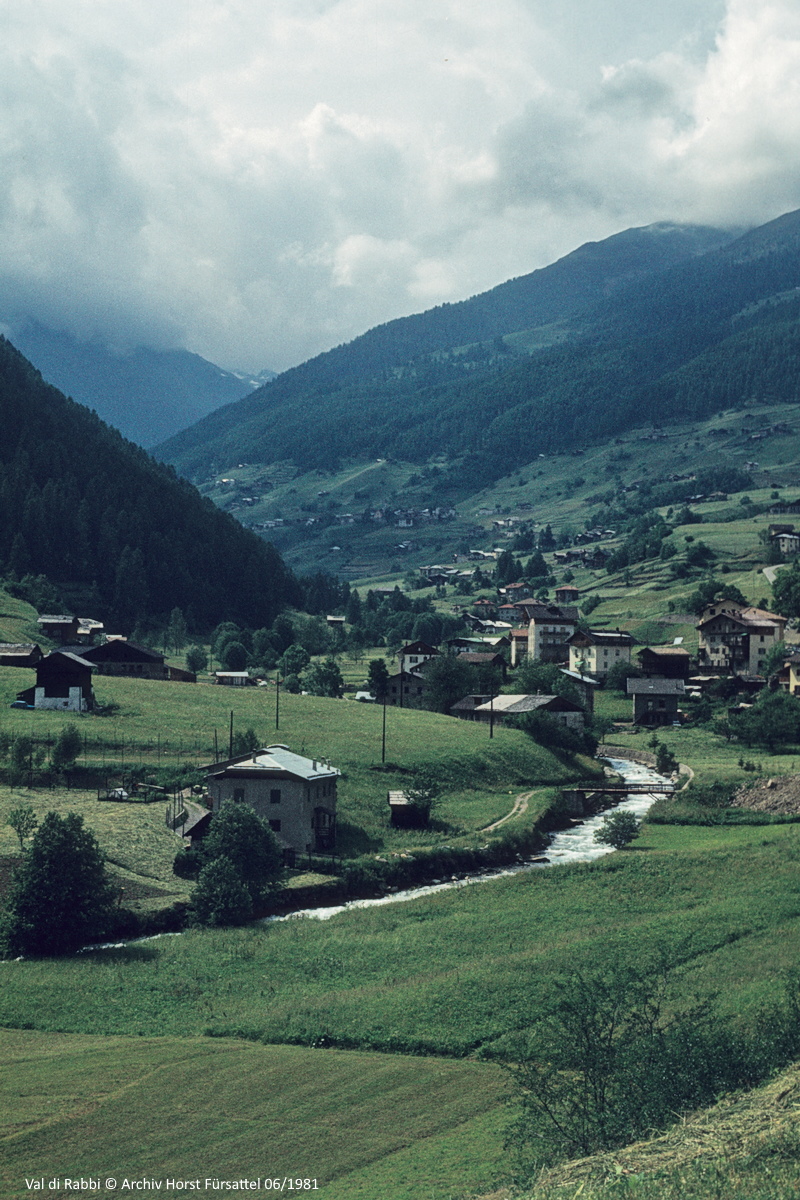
<box><xmin>637</xmin><ymin>646</ymin><xmax>691</xmax><ymax>681</ymax></box>
<box><xmin>387</xmin><ymin>791</ymin><xmax>427</xmax><ymax>828</ymax></box>
<box><xmin>213</xmin><ymin>671</ymin><xmax>255</xmax><ymax>686</ymax></box>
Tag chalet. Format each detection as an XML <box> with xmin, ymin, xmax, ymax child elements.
<box><xmin>214</xmin><ymin>671</ymin><xmax>256</xmax><ymax>686</ymax></box>
<box><xmin>69</xmin><ymin>639</ymin><xmax>174</xmax><ymax>680</ymax></box>
<box><xmin>555</xmin><ymin>585</ymin><xmax>580</xmax><ymax>603</ymax></box>
<box><xmin>398</xmin><ymin>641</ymin><xmax>439</xmax><ymax>675</ymax></box>
<box><xmin>637</xmin><ymin>646</ymin><xmax>691</xmax><ymax>681</ymax></box>
<box><xmin>470</xmin><ymin>693</ymin><xmax>585</xmax><ymax>728</ymax></box>
<box><xmin>75</xmin><ymin>619</ymin><xmax>104</xmax><ymax>644</ymax></box>
<box><xmin>450</xmin><ymin>693</ymin><xmax>494</xmax><ymax>720</ymax></box>
<box><xmin>627</xmin><ymin>677</ymin><xmax>685</xmax><ymax>726</ymax></box>
<box><xmin>454</xmin><ymin>651</ymin><xmax>508</xmax><ymax>681</ymax></box>
<box><xmin>567</xmin><ymin>629</ymin><xmax>634</xmax><ymax>680</ymax></box>
<box><xmin>37</xmin><ymin>614</ymin><xmax>80</xmax><ymax>642</ymax></box>
<box><xmin>501</xmin><ymin>582</ymin><xmax>532</xmax><ymax>600</ymax></box>
<box><xmin>513</xmin><ymin>602</ymin><xmax>579</xmax><ymax>664</ymax></box>
<box><xmin>205</xmin><ymin>745</ymin><xmax>339</xmax><ymax>856</ymax></box>
<box><xmin>696</xmin><ymin>602</ymin><xmax>786</xmax><ymax>675</ymax></box>
<box><xmin>0</xmin><ymin>643</ymin><xmax>42</xmax><ymax>668</ymax></box>
<box><xmin>326</xmin><ymin>615</ymin><xmax>346</xmax><ymax>629</ymax></box>
<box><xmin>17</xmin><ymin>650</ymin><xmax>95</xmax><ymax>712</ymax></box>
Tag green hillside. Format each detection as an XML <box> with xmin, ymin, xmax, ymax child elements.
<box><xmin>0</xmin><ymin>337</ymin><xmax>298</xmax><ymax>630</ymax></box>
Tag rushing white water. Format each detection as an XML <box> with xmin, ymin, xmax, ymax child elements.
<box><xmin>269</xmin><ymin>756</ymin><xmax>673</xmax><ymax>924</ymax></box>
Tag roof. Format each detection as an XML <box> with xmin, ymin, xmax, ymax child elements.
<box><xmin>514</xmin><ymin>602</ymin><xmax>579</xmax><ymax>622</ymax></box>
<box><xmin>569</xmin><ymin>628</ymin><xmax>634</xmax><ymax>646</ymax></box>
<box><xmin>37</xmin><ymin>614</ymin><xmax>76</xmax><ymax>624</ymax></box>
<box><xmin>0</xmin><ymin>643</ymin><xmax>39</xmax><ymax>654</ymax></box>
<box><xmin>206</xmin><ymin>745</ymin><xmax>340</xmax><ymax>782</ymax></box>
<box><xmin>38</xmin><ymin>650</ymin><xmax>95</xmax><ymax>670</ymax></box>
<box><xmin>627</xmin><ymin>677</ymin><xmax>686</xmax><ymax>695</ymax></box>
<box><xmin>473</xmin><ymin>693</ymin><xmax>583</xmax><ymax>715</ymax></box>
<box><xmin>638</xmin><ymin>646</ymin><xmax>691</xmax><ymax>657</ymax></box>
<box><xmin>560</xmin><ymin>668</ymin><xmax>600</xmax><ymax>687</ymax></box>
<box><xmin>399</xmin><ymin>641</ymin><xmax>440</xmax><ymax>656</ymax></box>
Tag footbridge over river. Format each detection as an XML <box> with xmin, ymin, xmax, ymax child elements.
<box><xmin>560</xmin><ymin>779</ymin><xmax>674</xmax><ymax>817</ymax></box>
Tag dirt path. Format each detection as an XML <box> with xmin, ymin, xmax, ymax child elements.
<box><xmin>480</xmin><ymin>789</ymin><xmax>535</xmax><ymax>833</ymax></box>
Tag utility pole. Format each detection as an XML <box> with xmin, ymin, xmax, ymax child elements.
<box><xmin>228</xmin><ymin>710</ymin><xmax>234</xmax><ymax>759</ymax></box>
<box><xmin>489</xmin><ymin>692</ymin><xmax>494</xmax><ymax>739</ymax></box>
<box><xmin>381</xmin><ymin>694</ymin><xmax>387</xmax><ymax>763</ymax></box>
<box><xmin>275</xmin><ymin>675</ymin><xmax>281</xmax><ymax>730</ymax></box>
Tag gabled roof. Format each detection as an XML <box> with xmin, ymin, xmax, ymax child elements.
<box><xmin>38</xmin><ymin>650</ymin><xmax>95</xmax><ymax>670</ymax></box>
<box><xmin>638</xmin><ymin>646</ymin><xmax>690</xmax><ymax>657</ymax></box>
<box><xmin>569</xmin><ymin>628</ymin><xmax>634</xmax><ymax>646</ymax></box>
<box><xmin>627</xmin><ymin>677</ymin><xmax>686</xmax><ymax>695</ymax></box>
<box><xmin>514</xmin><ymin>602</ymin><xmax>579</xmax><ymax>622</ymax></box>
<box><xmin>473</xmin><ymin>693</ymin><xmax>583</xmax><ymax>714</ymax></box>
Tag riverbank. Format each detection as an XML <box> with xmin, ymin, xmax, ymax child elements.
<box><xmin>114</xmin><ymin>757</ymin><xmax>672</xmax><ymax>937</ymax></box>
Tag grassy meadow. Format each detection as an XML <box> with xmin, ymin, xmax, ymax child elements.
<box><xmin>0</xmin><ymin>665</ymin><xmax>596</xmax><ymax>871</ymax></box>
<box><xmin>0</xmin><ymin>1029</ymin><xmax>508</xmax><ymax>1200</ymax></box>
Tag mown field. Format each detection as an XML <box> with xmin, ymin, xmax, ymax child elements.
<box><xmin>0</xmin><ymin>1029</ymin><xmax>508</xmax><ymax>1200</ymax></box>
<box><xmin>3</xmin><ymin>816</ymin><xmax>800</xmax><ymax>1197</ymax></box>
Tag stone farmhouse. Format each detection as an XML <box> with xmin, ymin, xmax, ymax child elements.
<box><xmin>205</xmin><ymin>745</ymin><xmax>339</xmax><ymax>858</ymax></box>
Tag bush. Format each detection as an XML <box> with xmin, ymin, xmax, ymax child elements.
<box><xmin>2</xmin><ymin>812</ymin><xmax>116</xmax><ymax>955</ymax></box>
<box><xmin>51</xmin><ymin>724</ymin><xmax>82</xmax><ymax>772</ymax></box>
<box><xmin>594</xmin><ymin>810</ymin><xmax>641</xmax><ymax>849</ymax></box>
<box><xmin>191</xmin><ymin>857</ymin><xmax>253</xmax><ymax>926</ymax></box>
<box><xmin>504</xmin><ymin>957</ymin><xmax>800</xmax><ymax>1177</ymax></box>
<box><xmin>199</xmin><ymin>804</ymin><xmax>283</xmax><ymax>905</ymax></box>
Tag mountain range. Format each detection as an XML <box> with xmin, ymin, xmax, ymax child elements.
<box><xmin>152</xmin><ymin>210</ymin><xmax>800</xmax><ymax>496</ymax></box>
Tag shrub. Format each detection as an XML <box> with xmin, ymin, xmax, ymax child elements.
<box><xmin>191</xmin><ymin>857</ymin><xmax>253</xmax><ymax>927</ymax></box>
<box><xmin>2</xmin><ymin>812</ymin><xmax>116</xmax><ymax>956</ymax></box>
<box><xmin>594</xmin><ymin>810</ymin><xmax>641</xmax><ymax>849</ymax></box>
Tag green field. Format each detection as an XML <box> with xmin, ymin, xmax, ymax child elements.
<box><xmin>0</xmin><ymin>666</ymin><xmax>595</xmax><ymax>868</ymax></box>
<box><xmin>0</xmin><ymin>1029</ymin><xmax>508</xmax><ymax>1200</ymax></box>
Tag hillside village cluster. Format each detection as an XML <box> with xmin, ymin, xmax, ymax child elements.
<box><xmin>1</xmin><ymin>552</ymin><xmax>796</xmax><ymax>863</ymax></box>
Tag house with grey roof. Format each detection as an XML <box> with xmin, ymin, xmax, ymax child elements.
<box><xmin>204</xmin><ymin>745</ymin><xmax>339</xmax><ymax>856</ymax></box>
<box><xmin>469</xmin><ymin>693</ymin><xmax>585</xmax><ymax>728</ymax></box>
<box><xmin>627</xmin><ymin>677</ymin><xmax>685</xmax><ymax>725</ymax></box>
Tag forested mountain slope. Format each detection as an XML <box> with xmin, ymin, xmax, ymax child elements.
<box><xmin>155</xmin><ymin>221</ymin><xmax>733</xmax><ymax>478</ymax></box>
<box><xmin>0</xmin><ymin>337</ymin><xmax>298</xmax><ymax>629</ymax></box>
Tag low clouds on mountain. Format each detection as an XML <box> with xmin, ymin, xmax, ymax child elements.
<box><xmin>0</xmin><ymin>0</ymin><xmax>798</xmax><ymax>373</ymax></box>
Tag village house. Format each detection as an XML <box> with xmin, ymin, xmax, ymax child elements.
<box><xmin>0</xmin><ymin>643</ymin><xmax>42</xmax><ymax>668</ymax></box>
<box><xmin>555</xmin><ymin>585</ymin><xmax>580</xmax><ymax>603</ymax></box>
<box><xmin>772</xmin><ymin>530</ymin><xmax>800</xmax><ymax>556</ymax></box>
<box><xmin>627</xmin><ymin>677</ymin><xmax>685</xmax><ymax>725</ymax></box>
<box><xmin>637</xmin><ymin>646</ymin><xmax>691</xmax><ymax>681</ymax></box>
<box><xmin>559</xmin><ymin>668</ymin><xmax>600</xmax><ymax>715</ymax></box>
<box><xmin>204</xmin><ymin>745</ymin><xmax>339</xmax><ymax>858</ymax></box>
<box><xmin>469</xmin><ymin>693</ymin><xmax>585</xmax><ymax>728</ymax></box>
<box><xmin>509</xmin><ymin>628</ymin><xmax>529</xmax><ymax>667</ymax></box>
<box><xmin>513</xmin><ymin>601</ymin><xmax>579</xmax><ymax>664</ymax></box>
<box><xmin>386</xmin><ymin>669</ymin><xmax>427</xmax><ymax>708</ymax></box>
<box><xmin>567</xmin><ymin>628</ymin><xmax>634</xmax><ymax>680</ymax></box>
<box><xmin>398</xmin><ymin>640</ymin><xmax>440</xmax><ymax>675</ymax></box>
<box><xmin>696</xmin><ymin>601</ymin><xmax>786</xmax><ymax>676</ymax></box>
<box><xmin>36</xmin><ymin>614</ymin><xmax>80</xmax><ymax>642</ymax></box>
<box><xmin>449</xmin><ymin>693</ymin><xmax>494</xmax><ymax>719</ymax></box>
<box><xmin>17</xmin><ymin>650</ymin><xmax>95</xmax><ymax>712</ymax></box>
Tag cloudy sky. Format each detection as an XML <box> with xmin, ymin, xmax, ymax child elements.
<box><xmin>2</xmin><ymin>0</ymin><xmax>800</xmax><ymax>373</ymax></box>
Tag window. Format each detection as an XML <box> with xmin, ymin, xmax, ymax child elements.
<box><xmin>270</xmin><ymin>789</ymin><xmax>281</xmax><ymax>804</ymax></box>
<box><xmin>269</xmin><ymin>819</ymin><xmax>281</xmax><ymax>832</ymax></box>
<box><xmin>233</xmin><ymin>788</ymin><xmax>244</xmax><ymax>804</ymax></box>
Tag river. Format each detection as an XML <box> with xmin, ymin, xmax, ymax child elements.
<box><xmin>267</xmin><ymin>756</ymin><xmax>672</xmax><ymax>924</ymax></box>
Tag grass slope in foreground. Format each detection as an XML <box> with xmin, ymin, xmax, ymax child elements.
<box><xmin>0</xmin><ymin>1029</ymin><xmax>507</xmax><ymax>1200</ymax></box>
<box><xmin>525</xmin><ymin>1058</ymin><xmax>800</xmax><ymax>1200</ymax></box>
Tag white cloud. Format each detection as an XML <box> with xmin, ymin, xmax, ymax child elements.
<box><xmin>0</xmin><ymin>0</ymin><xmax>798</xmax><ymax>374</ymax></box>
